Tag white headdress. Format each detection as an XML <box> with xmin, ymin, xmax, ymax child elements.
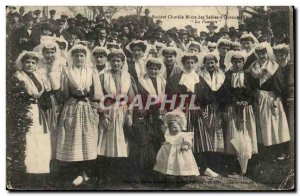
<box><xmin>216</xmin><ymin>38</ymin><xmax>232</xmax><ymax>49</ymax></box>
<box><xmin>33</xmin><ymin>36</ymin><xmax>60</xmax><ymax>58</ymax></box>
<box><xmin>15</xmin><ymin>51</ymin><xmax>40</xmax><ymax>70</ymax></box>
<box><xmin>254</xmin><ymin>42</ymin><xmax>276</xmax><ymax>62</ymax></box>
<box><xmin>67</xmin><ymin>44</ymin><xmax>93</xmax><ymax>68</ymax></box>
<box><xmin>185</xmin><ymin>41</ymin><xmax>206</xmax><ymax>53</ymax></box>
<box><xmin>107</xmin><ymin>48</ymin><xmax>128</xmax><ymax>71</ymax></box>
<box><xmin>125</xmin><ymin>40</ymin><xmax>150</xmax><ymax>59</ymax></box>
<box><xmin>240</xmin><ymin>32</ymin><xmax>259</xmax><ymax>46</ymax></box>
<box><xmin>224</xmin><ymin>50</ymin><xmax>247</xmax><ymax>71</ymax></box>
<box><xmin>164</xmin><ymin>109</ymin><xmax>187</xmax><ymax>131</ymax></box>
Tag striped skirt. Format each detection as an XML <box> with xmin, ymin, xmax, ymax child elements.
<box><xmin>186</xmin><ymin>109</ymin><xmax>213</xmax><ymax>153</ymax></box>
<box><xmin>202</xmin><ymin>104</ymin><xmax>224</xmax><ymax>152</ymax></box>
<box><xmin>56</xmin><ymin>98</ymin><xmax>99</xmax><ymax>162</ymax></box>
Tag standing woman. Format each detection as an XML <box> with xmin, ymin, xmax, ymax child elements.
<box><xmin>56</xmin><ymin>44</ymin><xmax>102</xmax><ymax>186</ymax></box>
<box><xmin>127</xmin><ymin>40</ymin><xmax>149</xmax><ymax>82</ymax></box>
<box><xmin>167</xmin><ymin>53</ymin><xmax>219</xmax><ymax>177</ymax></box>
<box><xmin>91</xmin><ymin>46</ymin><xmax>110</xmax><ymax>75</ymax></box>
<box><xmin>15</xmin><ymin>51</ymin><xmax>52</xmax><ymax>187</ymax></box>
<box><xmin>131</xmin><ymin>58</ymin><xmax>166</xmax><ymax>182</ymax></box>
<box><xmin>97</xmin><ymin>49</ymin><xmax>136</xmax><ymax>184</ymax></box>
<box><xmin>195</xmin><ymin>53</ymin><xmax>227</xmax><ymax>172</ymax></box>
<box><xmin>249</xmin><ymin>43</ymin><xmax>290</xmax><ymax>160</ymax></box>
<box><xmin>223</xmin><ymin>51</ymin><xmax>258</xmax><ymax>173</ymax></box>
<box><xmin>35</xmin><ymin>40</ymin><xmax>65</xmax><ymax>160</ymax></box>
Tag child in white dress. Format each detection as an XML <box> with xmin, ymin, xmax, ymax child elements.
<box><xmin>154</xmin><ymin>109</ymin><xmax>200</xmax><ymax>177</ymax></box>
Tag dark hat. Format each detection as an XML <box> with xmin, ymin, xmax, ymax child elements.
<box><xmin>40</xmin><ymin>22</ymin><xmax>55</xmax><ymax>31</ymax></box>
<box><xmin>238</xmin><ymin>23</ymin><xmax>248</xmax><ymax>31</ymax></box>
<box><xmin>156</xmin><ymin>19</ymin><xmax>162</xmax><ymax>23</ymax></box>
<box><xmin>229</xmin><ymin>29</ymin><xmax>241</xmax><ymax>37</ymax></box>
<box><xmin>34</xmin><ymin>10</ymin><xmax>41</xmax><ymax>15</ymax></box>
<box><xmin>219</xmin><ymin>27</ymin><xmax>229</xmax><ymax>33</ymax></box>
<box><xmin>166</xmin><ymin>29</ymin><xmax>178</xmax><ymax>38</ymax></box>
<box><xmin>23</xmin><ymin>13</ymin><xmax>34</xmax><ymax>22</ymax></box>
<box><xmin>61</xmin><ymin>15</ymin><xmax>68</xmax><ymax>20</ymax></box>
<box><xmin>200</xmin><ymin>31</ymin><xmax>208</xmax><ymax>36</ymax></box>
<box><xmin>11</xmin><ymin>12</ymin><xmax>20</xmax><ymax>18</ymax></box>
<box><xmin>76</xmin><ymin>13</ymin><xmax>83</xmax><ymax>19</ymax></box>
<box><xmin>178</xmin><ymin>29</ymin><xmax>188</xmax><ymax>35</ymax></box>
<box><xmin>67</xmin><ymin>18</ymin><xmax>76</xmax><ymax>24</ymax></box>
<box><xmin>49</xmin><ymin>9</ymin><xmax>56</xmax><ymax>14</ymax></box>
<box><xmin>145</xmin><ymin>9</ymin><xmax>150</xmax><ymax>13</ymax></box>
<box><xmin>129</xmin><ymin>41</ymin><xmax>147</xmax><ymax>52</ymax></box>
<box><xmin>206</xmin><ymin>21</ymin><xmax>218</xmax><ymax>29</ymax></box>
<box><xmin>56</xmin><ymin>19</ymin><xmax>66</xmax><ymax>24</ymax></box>
<box><xmin>185</xmin><ymin>25</ymin><xmax>193</xmax><ymax>30</ymax></box>
<box><xmin>8</xmin><ymin>6</ymin><xmax>16</xmax><ymax>10</ymax></box>
<box><xmin>229</xmin><ymin>26</ymin><xmax>236</xmax><ymax>32</ymax></box>
<box><xmin>191</xmin><ymin>28</ymin><xmax>197</xmax><ymax>33</ymax></box>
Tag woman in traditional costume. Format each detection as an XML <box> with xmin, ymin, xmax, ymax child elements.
<box><xmin>249</xmin><ymin>42</ymin><xmax>290</xmax><ymax>160</ymax></box>
<box><xmin>129</xmin><ymin>58</ymin><xmax>166</xmax><ymax>182</ymax></box>
<box><xmin>223</xmin><ymin>51</ymin><xmax>258</xmax><ymax>174</ymax></box>
<box><xmin>91</xmin><ymin>46</ymin><xmax>110</xmax><ymax>75</ymax></box>
<box><xmin>166</xmin><ymin>53</ymin><xmax>219</xmax><ymax>177</ymax></box>
<box><xmin>195</xmin><ymin>52</ymin><xmax>227</xmax><ymax>172</ymax></box>
<box><xmin>240</xmin><ymin>33</ymin><xmax>259</xmax><ymax>71</ymax></box>
<box><xmin>97</xmin><ymin>49</ymin><xmax>136</xmax><ymax>185</ymax></box>
<box><xmin>56</xmin><ymin>44</ymin><xmax>102</xmax><ymax>186</ymax></box>
<box><xmin>15</xmin><ymin>51</ymin><xmax>52</xmax><ymax>187</ymax></box>
<box><xmin>35</xmin><ymin>39</ymin><xmax>65</xmax><ymax>160</ymax></box>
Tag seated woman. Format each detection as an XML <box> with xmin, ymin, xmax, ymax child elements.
<box><xmin>15</xmin><ymin>51</ymin><xmax>52</xmax><ymax>188</ymax></box>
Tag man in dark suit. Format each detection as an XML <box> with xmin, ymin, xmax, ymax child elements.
<box><xmin>48</xmin><ymin>9</ymin><xmax>57</xmax><ymax>25</ymax></box>
<box><xmin>93</xmin><ymin>26</ymin><xmax>108</xmax><ymax>47</ymax></box>
<box><xmin>10</xmin><ymin>13</ymin><xmax>38</xmax><ymax>56</ymax></box>
<box><xmin>205</xmin><ymin>21</ymin><xmax>219</xmax><ymax>43</ymax></box>
<box><xmin>140</xmin><ymin>9</ymin><xmax>154</xmax><ymax>27</ymax></box>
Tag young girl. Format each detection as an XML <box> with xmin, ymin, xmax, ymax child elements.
<box><xmin>154</xmin><ymin>109</ymin><xmax>200</xmax><ymax>180</ymax></box>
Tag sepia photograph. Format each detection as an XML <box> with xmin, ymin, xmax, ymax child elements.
<box><xmin>6</xmin><ymin>5</ymin><xmax>295</xmax><ymax>191</ymax></box>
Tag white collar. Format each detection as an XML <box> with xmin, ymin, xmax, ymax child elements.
<box><xmin>199</xmin><ymin>68</ymin><xmax>225</xmax><ymax>91</ymax></box>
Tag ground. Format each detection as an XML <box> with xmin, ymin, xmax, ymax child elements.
<box><xmin>7</xmin><ymin>144</ymin><xmax>294</xmax><ymax>191</ymax></box>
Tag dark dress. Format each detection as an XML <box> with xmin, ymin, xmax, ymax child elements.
<box><xmin>251</xmin><ymin>63</ymin><xmax>290</xmax><ymax>146</ymax></box>
<box><xmin>166</xmin><ymin>72</ymin><xmax>213</xmax><ymax>153</ymax></box>
<box><xmin>244</xmin><ymin>52</ymin><xmax>258</xmax><ymax>71</ymax></box>
<box><xmin>223</xmin><ymin>71</ymin><xmax>258</xmax><ymax>154</ymax></box>
<box><xmin>194</xmin><ymin>76</ymin><xmax>227</xmax><ymax>152</ymax></box>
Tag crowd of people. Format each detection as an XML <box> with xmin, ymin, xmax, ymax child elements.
<box><xmin>6</xmin><ymin>6</ymin><xmax>293</xmax><ymax>189</ymax></box>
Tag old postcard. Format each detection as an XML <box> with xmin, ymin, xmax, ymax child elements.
<box><xmin>6</xmin><ymin>6</ymin><xmax>295</xmax><ymax>191</ymax></box>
